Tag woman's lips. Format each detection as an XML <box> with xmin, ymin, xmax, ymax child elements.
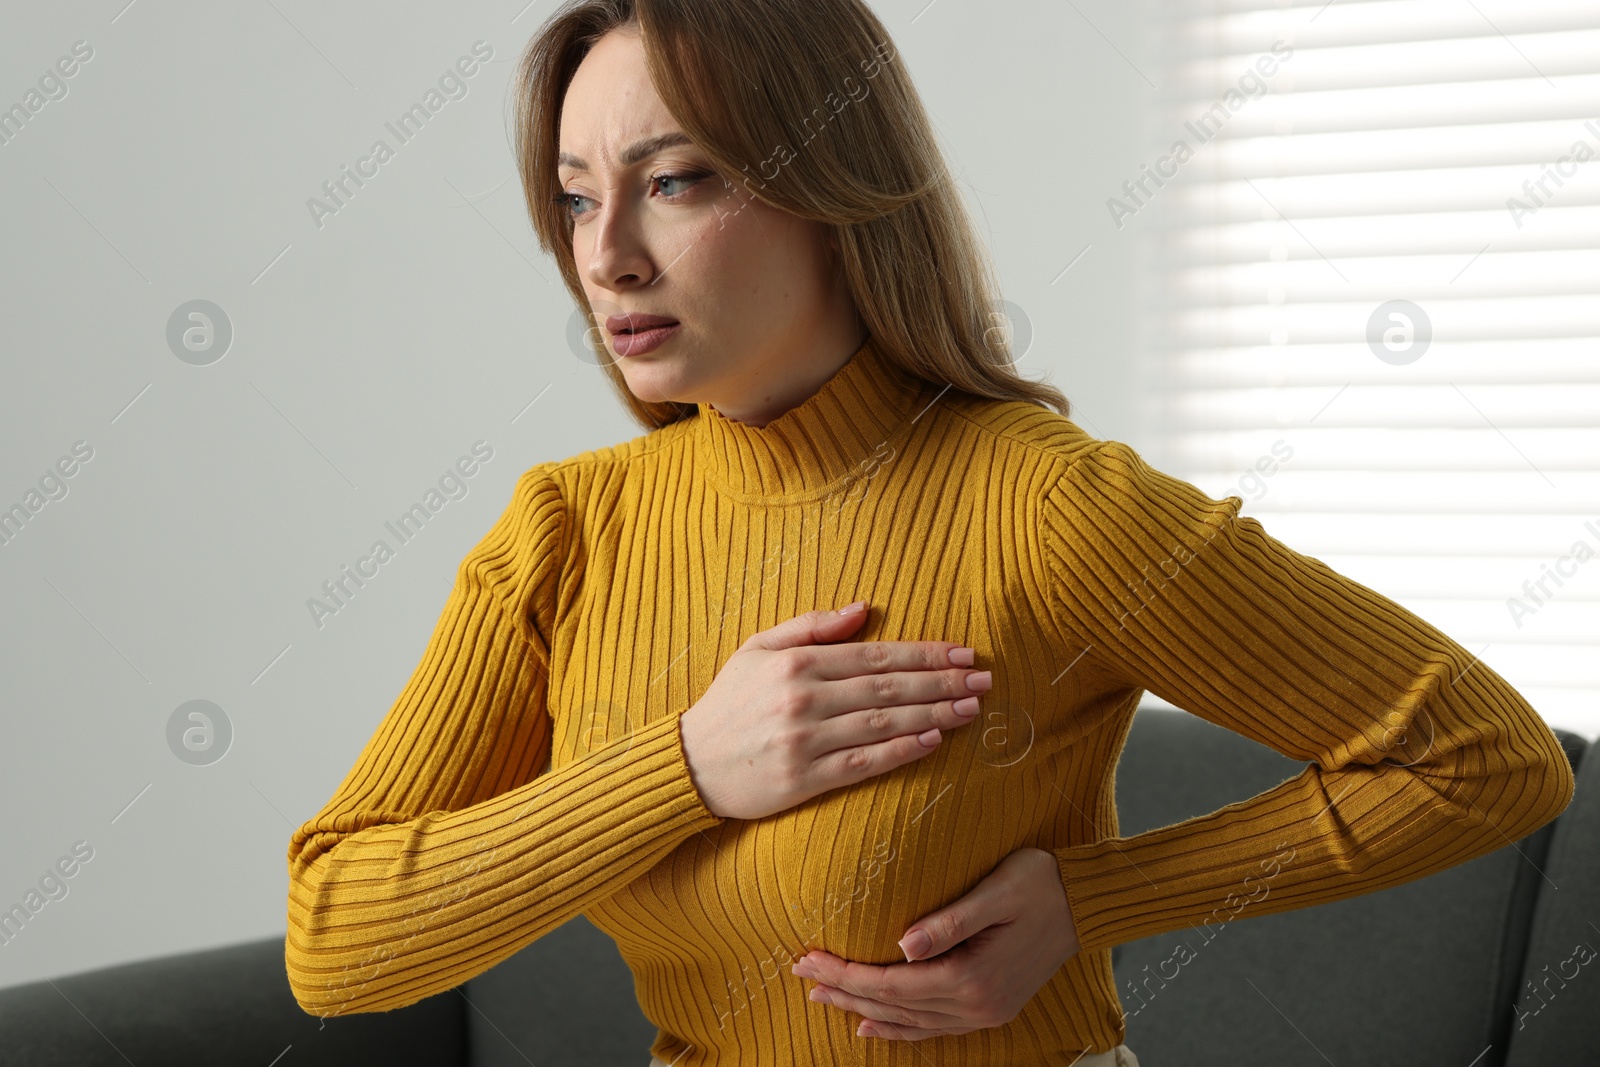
<box><xmin>611</xmin><ymin>321</ymin><xmax>682</xmax><ymax>357</ymax></box>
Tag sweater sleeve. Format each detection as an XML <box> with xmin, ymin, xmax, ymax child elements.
<box><xmin>1039</xmin><ymin>439</ymin><xmax>1575</xmax><ymax>955</ymax></box>
<box><xmin>283</xmin><ymin>465</ymin><xmax>725</xmax><ymax>1017</ymax></box>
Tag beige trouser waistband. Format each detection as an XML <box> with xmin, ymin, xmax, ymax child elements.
<box><xmin>649</xmin><ymin>1043</ymin><xmax>1140</xmax><ymax>1066</ymax></box>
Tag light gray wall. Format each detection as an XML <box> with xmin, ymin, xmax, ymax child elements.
<box><xmin>0</xmin><ymin>0</ymin><xmax>1156</xmax><ymax>987</ymax></box>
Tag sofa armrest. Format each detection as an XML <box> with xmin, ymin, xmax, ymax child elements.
<box><xmin>0</xmin><ymin>936</ymin><xmax>466</xmax><ymax>1067</ymax></box>
<box><xmin>462</xmin><ymin>913</ymin><xmax>662</xmax><ymax>1066</ymax></box>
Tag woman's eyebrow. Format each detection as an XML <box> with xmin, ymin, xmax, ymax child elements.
<box><xmin>559</xmin><ymin>131</ymin><xmax>694</xmax><ymax>172</ymax></box>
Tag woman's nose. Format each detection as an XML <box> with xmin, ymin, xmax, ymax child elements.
<box><xmin>583</xmin><ymin>204</ymin><xmax>655</xmax><ymax>290</ymax></box>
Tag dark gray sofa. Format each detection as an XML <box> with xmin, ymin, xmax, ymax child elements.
<box><xmin>3</xmin><ymin>706</ymin><xmax>1592</xmax><ymax>1066</ymax></box>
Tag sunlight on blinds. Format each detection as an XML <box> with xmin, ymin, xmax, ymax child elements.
<box><xmin>1137</xmin><ymin>0</ymin><xmax>1600</xmax><ymax>738</ymax></box>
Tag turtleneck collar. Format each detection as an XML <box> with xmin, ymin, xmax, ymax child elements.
<box><xmin>691</xmin><ymin>334</ymin><xmax>936</xmax><ymax>503</ymax></box>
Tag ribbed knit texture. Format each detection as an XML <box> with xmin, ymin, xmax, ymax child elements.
<box><xmin>284</xmin><ymin>334</ymin><xmax>1575</xmax><ymax>1065</ymax></box>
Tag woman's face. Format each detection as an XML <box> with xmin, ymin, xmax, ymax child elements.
<box><xmin>557</xmin><ymin>26</ymin><xmax>862</xmax><ymax>425</ymax></box>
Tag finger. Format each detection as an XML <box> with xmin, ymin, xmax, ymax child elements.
<box><xmin>792</xmin><ymin>950</ymin><xmax>967</xmax><ymax>1007</ymax></box>
<box><xmin>806</xmin><ymin>640</ymin><xmax>975</xmax><ymax>683</ymax></box>
<box><xmin>744</xmin><ymin>610</ymin><xmax>972</xmax><ymax>684</ymax></box>
<box><xmin>815</xmin><ymin>663</ymin><xmax>989</xmax><ymax>726</ymax></box>
<box><xmin>858</xmin><ymin>1018</ymin><xmax>975</xmax><ymax>1041</ymax></box>
<box><xmin>819</xmin><ymin>687</ymin><xmax>979</xmax><ymax>755</ymax></box>
<box><xmin>743</xmin><ymin>604</ymin><xmax>872</xmax><ymax>652</ymax></box>
<box><xmin>802</xmin><ymin>728</ymin><xmax>945</xmax><ymax>794</ymax></box>
<box><xmin>806</xmin><ymin>980</ymin><xmax>970</xmax><ymax>1031</ymax></box>
<box><xmin>899</xmin><ymin>870</ymin><xmax>1012</xmax><ymax>961</ymax></box>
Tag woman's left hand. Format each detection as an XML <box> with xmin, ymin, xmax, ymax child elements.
<box><xmin>789</xmin><ymin>847</ymin><xmax>1082</xmax><ymax>1041</ymax></box>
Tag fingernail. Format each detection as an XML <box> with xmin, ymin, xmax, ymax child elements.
<box><xmin>899</xmin><ymin>929</ymin><xmax>932</xmax><ymax>961</ymax></box>
<box><xmin>916</xmin><ymin>728</ymin><xmax>940</xmax><ymax>747</ymax></box>
<box><xmin>948</xmin><ymin>646</ymin><xmax>975</xmax><ymax>666</ymax></box>
<box><xmin>791</xmin><ymin>960</ymin><xmax>816</xmax><ymax>979</ymax></box>
<box><xmin>966</xmin><ymin>671</ymin><xmax>993</xmax><ymax>692</ymax></box>
<box><xmin>809</xmin><ymin>987</ymin><xmax>832</xmax><ymax>1004</ymax></box>
<box><xmin>953</xmin><ymin>696</ymin><xmax>979</xmax><ymax>717</ymax></box>
<box><xmin>838</xmin><ymin>600</ymin><xmax>866</xmax><ymax>615</ymax></box>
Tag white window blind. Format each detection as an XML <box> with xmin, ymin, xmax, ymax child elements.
<box><xmin>1137</xmin><ymin>0</ymin><xmax>1600</xmax><ymax>739</ymax></box>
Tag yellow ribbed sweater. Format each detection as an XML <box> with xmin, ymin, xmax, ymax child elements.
<box><xmin>284</xmin><ymin>334</ymin><xmax>1574</xmax><ymax>1065</ymax></box>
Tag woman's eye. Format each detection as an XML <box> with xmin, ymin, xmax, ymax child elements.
<box><xmin>553</xmin><ymin>191</ymin><xmax>594</xmax><ymax>220</ymax></box>
<box><xmin>554</xmin><ymin>170</ymin><xmax>708</xmax><ymax>223</ymax></box>
<box><xmin>651</xmin><ymin>170</ymin><xmax>705</xmax><ymax>198</ymax></box>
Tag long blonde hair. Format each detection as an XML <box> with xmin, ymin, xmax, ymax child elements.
<box><xmin>512</xmin><ymin>0</ymin><xmax>1072</xmax><ymax>429</ymax></box>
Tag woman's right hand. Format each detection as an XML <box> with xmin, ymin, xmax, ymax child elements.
<box><xmin>679</xmin><ymin>601</ymin><xmax>991</xmax><ymax>820</ymax></box>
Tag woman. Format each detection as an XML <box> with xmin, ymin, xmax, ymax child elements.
<box><xmin>283</xmin><ymin>1</ymin><xmax>1575</xmax><ymax>1064</ymax></box>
